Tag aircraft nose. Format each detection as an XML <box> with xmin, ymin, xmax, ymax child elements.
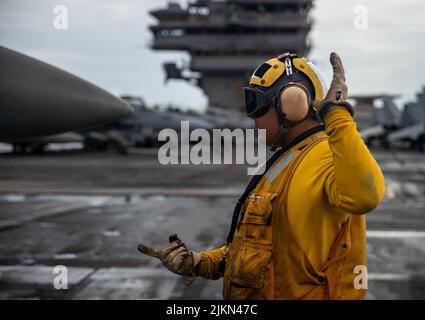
<box><xmin>80</xmin><ymin>87</ymin><xmax>135</xmax><ymax>125</ymax></box>
<box><xmin>118</xmin><ymin>99</ymin><xmax>135</xmax><ymax>117</ymax></box>
<box><xmin>0</xmin><ymin>46</ymin><xmax>136</xmax><ymax>141</ymax></box>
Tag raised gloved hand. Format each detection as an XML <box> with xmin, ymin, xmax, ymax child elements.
<box><xmin>315</xmin><ymin>52</ymin><xmax>354</xmax><ymax>121</ymax></box>
<box><xmin>137</xmin><ymin>234</ymin><xmax>201</xmax><ymax>278</ymax></box>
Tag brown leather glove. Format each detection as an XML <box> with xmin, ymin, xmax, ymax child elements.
<box><xmin>315</xmin><ymin>52</ymin><xmax>354</xmax><ymax>121</ymax></box>
<box><xmin>137</xmin><ymin>234</ymin><xmax>201</xmax><ymax>277</ymax></box>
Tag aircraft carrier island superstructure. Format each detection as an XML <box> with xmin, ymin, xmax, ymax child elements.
<box><xmin>149</xmin><ymin>0</ymin><xmax>313</xmax><ymax>110</ymax></box>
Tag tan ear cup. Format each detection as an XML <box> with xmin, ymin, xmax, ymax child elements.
<box><xmin>279</xmin><ymin>85</ymin><xmax>310</xmax><ymax>122</ymax></box>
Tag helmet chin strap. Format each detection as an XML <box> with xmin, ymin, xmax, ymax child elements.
<box><xmin>270</xmin><ymin>125</ymin><xmax>290</xmax><ymax>152</ymax></box>
<box><xmin>269</xmin><ymin>102</ymin><xmax>296</xmax><ymax>152</ymax></box>
<box><xmin>270</xmin><ymin>99</ymin><xmax>314</xmax><ymax>152</ymax></box>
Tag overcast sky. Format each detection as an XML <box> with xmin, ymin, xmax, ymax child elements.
<box><xmin>1</xmin><ymin>0</ymin><xmax>425</xmax><ymax>110</ymax></box>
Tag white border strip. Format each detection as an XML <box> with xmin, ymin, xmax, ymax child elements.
<box><xmin>367</xmin><ymin>230</ymin><xmax>425</xmax><ymax>238</ymax></box>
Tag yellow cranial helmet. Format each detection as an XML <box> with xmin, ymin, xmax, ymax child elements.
<box><xmin>243</xmin><ymin>52</ymin><xmax>328</xmax><ymax>123</ymax></box>
<box><xmin>249</xmin><ymin>52</ymin><xmax>328</xmax><ymax>100</ymax></box>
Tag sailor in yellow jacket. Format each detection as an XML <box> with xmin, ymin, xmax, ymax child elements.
<box><xmin>137</xmin><ymin>52</ymin><xmax>385</xmax><ymax>300</ymax></box>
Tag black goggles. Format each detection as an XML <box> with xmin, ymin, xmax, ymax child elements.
<box><xmin>243</xmin><ymin>87</ymin><xmax>274</xmax><ymax>118</ymax></box>
<box><xmin>243</xmin><ymin>70</ymin><xmax>312</xmax><ymax>118</ymax></box>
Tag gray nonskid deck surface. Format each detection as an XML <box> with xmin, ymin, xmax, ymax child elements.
<box><xmin>0</xmin><ymin>149</ymin><xmax>424</xmax><ymax>299</ymax></box>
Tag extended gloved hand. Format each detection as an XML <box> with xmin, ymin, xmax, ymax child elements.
<box><xmin>315</xmin><ymin>52</ymin><xmax>354</xmax><ymax>121</ymax></box>
<box><xmin>137</xmin><ymin>234</ymin><xmax>201</xmax><ymax>277</ymax></box>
